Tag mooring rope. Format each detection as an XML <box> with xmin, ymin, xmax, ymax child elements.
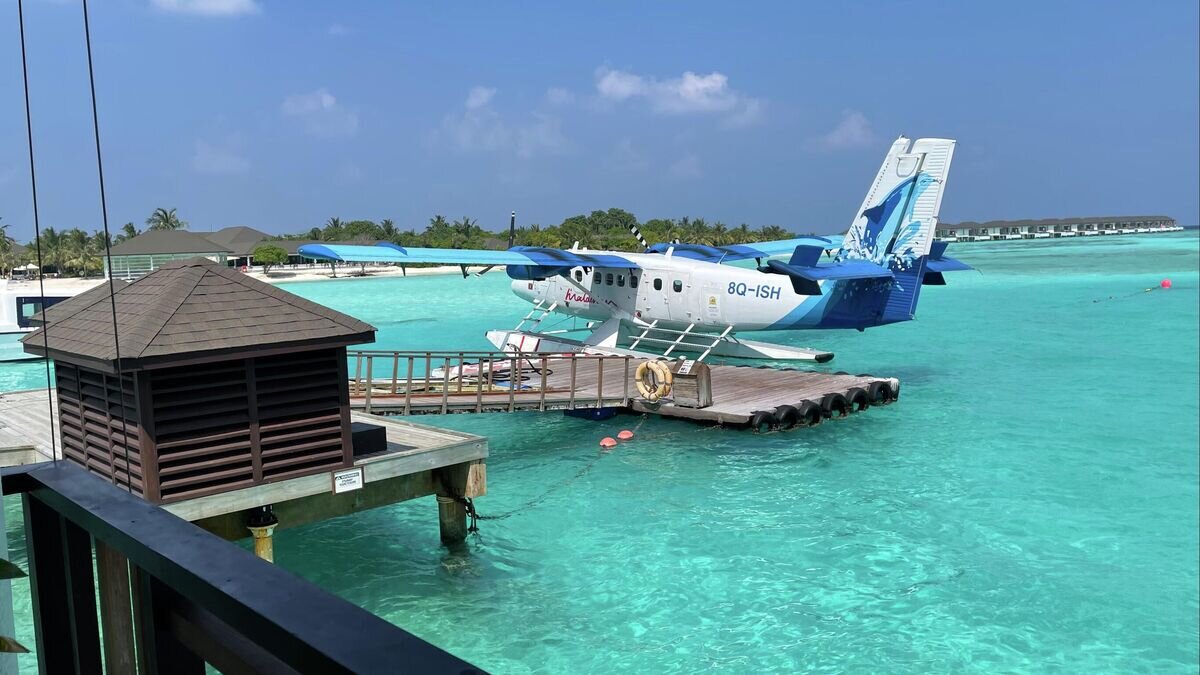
<box><xmin>439</xmin><ymin>416</ymin><xmax>711</xmax><ymax>535</ymax></box>
<box><xmin>17</xmin><ymin>0</ymin><xmax>58</xmax><ymax>466</ymax></box>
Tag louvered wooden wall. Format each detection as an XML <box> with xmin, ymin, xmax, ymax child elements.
<box><xmin>55</xmin><ymin>363</ymin><xmax>143</xmax><ymax>495</ymax></box>
<box><xmin>56</xmin><ymin>347</ymin><xmax>352</xmax><ymax>505</ymax></box>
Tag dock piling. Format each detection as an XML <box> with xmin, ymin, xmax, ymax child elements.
<box><xmin>436</xmin><ymin>496</ymin><xmax>467</xmax><ymax>544</ymax></box>
<box><xmin>246</xmin><ymin>506</ymin><xmax>279</xmax><ymax>563</ymax></box>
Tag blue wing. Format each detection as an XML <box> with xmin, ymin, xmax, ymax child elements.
<box><xmin>644</xmin><ymin>236</ymin><xmax>844</xmax><ymax>263</ymax></box>
<box><xmin>298</xmin><ymin>243</ymin><xmax>643</xmax><ymax>269</ymax></box>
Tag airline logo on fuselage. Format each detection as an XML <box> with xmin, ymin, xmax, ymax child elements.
<box><xmin>565</xmin><ymin>289</ymin><xmax>595</xmax><ymax>304</ymax></box>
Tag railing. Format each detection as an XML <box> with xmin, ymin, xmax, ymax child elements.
<box><xmin>347</xmin><ymin>350</ymin><xmax>637</xmax><ymax>415</ymax></box>
<box><xmin>1</xmin><ymin>462</ymin><xmax>482</xmax><ymax>674</ymax></box>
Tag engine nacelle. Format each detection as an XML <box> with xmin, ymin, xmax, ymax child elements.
<box><xmin>505</xmin><ymin>265</ymin><xmax>572</xmax><ymax>281</ymax></box>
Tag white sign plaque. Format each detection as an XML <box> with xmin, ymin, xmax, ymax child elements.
<box><xmin>678</xmin><ymin>359</ymin><xmax>695</xmax><ymax>375</ymax></box>
<box><xmin>332</xmin><ymin>468</ymin><xmax>364</xmax><ymax>494</ymax></box>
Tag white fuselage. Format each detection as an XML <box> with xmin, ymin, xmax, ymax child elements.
<box><xmin>510</xmin><ymin>251</ymin><xmax>821</xmax><ymax>332</ymax></box>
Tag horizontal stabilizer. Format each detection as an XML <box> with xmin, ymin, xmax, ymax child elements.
<box><xmin>925</xmin><ymin>257</ymin><xmax>972</xmax><ymax>273</ymax></box>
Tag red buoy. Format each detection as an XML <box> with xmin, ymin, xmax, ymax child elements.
<box><xmin>1161</xmin><ymin>279</ymin><xmax>1172</xmax><ymax>289</ymax></box>
<box><xmin>599</xmin><ymin>437</ymin><xmax>617</xmax><ymax>449</ymax></box>
<box><xmin>617</xmin><ymin>430</ymin><xmax>634</xmax><ymax>441</ymax></box>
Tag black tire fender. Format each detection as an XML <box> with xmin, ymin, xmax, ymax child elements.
<box><xmin>773</xmin><ymin>405</ymin><xmax>800</xmax><ymax>430</ymax></box>
<box><xmin>845</xmin><ymin>387</ymin><xmax>870</xmax><ymax>412</ymax></box>
<box><xmin>748</xmin><ymin>410</ymin><xmax>775</xmax><ymax>433</ymax></box>
<box><xmin>867</xmin><ymin>380</ymin><xmax>893</xmax><ymax>405</ymax></box>
<box><xmin>796</xmin><ymin>400</ymin><xmax>822</xmax><ymax>427</ymax></box>
<box><xmin>821</xmin><ymin>392</ymin><xmax>849</xmax><ymax>419</ymax></box>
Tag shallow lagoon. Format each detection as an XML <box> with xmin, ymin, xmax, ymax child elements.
<box><xmin>3</xmin><ymin>232</ymin><xmax>1198</xmax><ymax>672</ymax></box>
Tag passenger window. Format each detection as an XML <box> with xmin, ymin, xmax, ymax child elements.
<box><xmin>653</xmin><ymin>278</ymin><xmax>663</xmax><ymax>291</ymax></box>
<box><xmin>673</xmin><ymin>279</ymin><xmax>683</xmax><ymax>292</ymax></box>
<box><xmin>574</xmin><ymin>269</ymin><xmax>582</xmax><ymax>281</ymax></box>
<box><xmin>605</xmin><ymin>273</ymin><xmax>614</xmax><ymax>286</ymax></box>
<box><xmin>630</xmin><ymin>274</ymin><xmax>639</xmax><ymax>288</ymax></box>
<box><xmin>593</xmin><ymin>271</ymin><xmax>601</xmax><ymax>284</ymax></box>
<box><xmin>617</xmin><ymin>275</ymin><xmax>625</xmax><ymax>287</ymax></box>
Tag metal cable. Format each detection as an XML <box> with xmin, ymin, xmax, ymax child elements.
<box><xmin>17</xmin><ymin>0</ymin><xmax>59</xmax><ymax>465</ymax></box>
<box><xmin>81</xmin><ymin>0</ymin><xmax>134</xmax><ymax>492</ymax></box>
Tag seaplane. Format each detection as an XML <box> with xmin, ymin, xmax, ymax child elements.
<box><xmin>299</xmin><ymin>136</ymin><xmax>971</xmax><ymax>363</ymax></box>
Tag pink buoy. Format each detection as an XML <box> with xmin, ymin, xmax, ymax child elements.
<box><xmin>1161</xmin><ymin>278</ymin><xmax>1172</xmax><ymax>289</ymax></box>
<box><xmin>617</xmin><ymin>430</ymin><xmax>634</xmax><ymax>441</ymax></box>
<box><xmin>599</xmin><ymin>437</ymin><xmax>617</xmax><ymax>449</ymax></box>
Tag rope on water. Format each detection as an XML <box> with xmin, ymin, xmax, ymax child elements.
<box><xmin>438</xmin><ymin>415</ymin><xmax>698</xmax><ymax>534</ymax></box>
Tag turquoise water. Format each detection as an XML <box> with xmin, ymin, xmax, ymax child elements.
<box><xmin>3</xmin><ymin>233</ymin><xmax>1198</xmax><ymax>672</ymax></box>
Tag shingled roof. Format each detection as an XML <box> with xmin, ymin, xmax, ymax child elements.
<box><xmin>27</xmin><ymin>279</ymin><xmax>129</xmax><ymax>327</ymax></box>
<box><xmin>203</xmin><ymin>226</ymin><xmax>271</xmax><ymax>257</ymax></box>
<box><xmin>109</xmin><ymin>230</ymin><xmax>232</xmax><ymax>256</ymax></box>
<box><xmin>22</xmin><ymin>258</ymin><xmax>375</xmax><ymax>371</ymax></box>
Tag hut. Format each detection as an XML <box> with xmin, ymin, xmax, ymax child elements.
<box><xmin>21</xmin><ymin>257</ymin><xmax>375</xmax><ymax>504</ymax></box>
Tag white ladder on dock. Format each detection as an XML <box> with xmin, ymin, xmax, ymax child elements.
<box><xmin>627</xmin><ymin>322</ymin><xmax>734</xmax><ymax>362</ymax></box>
<box><xmin>514</xmin><ymin>300</ymin><xmax>559</xmax><ymax>332</ymax></box>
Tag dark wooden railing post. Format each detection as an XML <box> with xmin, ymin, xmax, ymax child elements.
<box><xmin>132</xmin><ymin>568</ymin><xmax>205</xmax><ymax>674</ymax></box>
<box><xmin>24</xmin><ymin>494</ymin><xmax>103</xmax><ymax>675</ymax></box>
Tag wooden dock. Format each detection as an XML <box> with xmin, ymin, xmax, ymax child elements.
<box><xmin>0</xmin><ymin>389</ymin><xmax>487</xmax><ymax>541</ymax></box>
<box><xmin>347</xmin><ymin>350</ymin><xmax>901</xmax><ymax>429</ymax></box>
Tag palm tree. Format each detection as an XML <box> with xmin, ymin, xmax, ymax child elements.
<box><xmin>145</xmin><ymin>208</ymin><xmax>186</xmax><ymax>231</ymax></box>
<box><xmin>322</xmin><ymin>217</ymin><xmax>344</xmax><ymax>241</ymax></box>
<box><xmin>0</xmin><ymin>219</ymin><xmax>15</xmax><ymax>277</ymax></box>
<box><xmin>379</xmin><ymin>219</ymin><xmax>398</xmax><ymax>241</ymax></box>
<box><xmin>119</xmin><ymin>222</ymin><xmax>139</xmax><ymax>242</ymax></box>
<box><xmin>36</xmin><ymin>227</ymin><xmax>65</xmax><ymax>275</ymax></box>
<box><xmin>64</xmin><ymin>228</ymin><xmax>95</xmax><ymax>276</ymax></box>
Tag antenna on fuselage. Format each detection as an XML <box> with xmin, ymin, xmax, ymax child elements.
<box><xmin>508</xmin><ymin>210</ymin><xmax>516</xmax><ymax>249</ymax></box>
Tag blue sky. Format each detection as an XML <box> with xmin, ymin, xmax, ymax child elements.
<box><xmin>2</xmin><ymin>0</ymin><xmax>1197</xmax><ymax>241</ymax></box>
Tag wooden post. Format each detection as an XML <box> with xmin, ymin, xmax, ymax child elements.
<box><xmin>246</xmin><ymin>507</ymin><xmax>279</xmax><ymax>563</ymax></box>
<box><xmin>436</xmin><ymin>496</ymin><xmax>467</xmax><ymax>544</ymax></box>
<box><xmin>96</xmin><ymin>541</ymin><xmax>137</xmax><ymax>674</ymax></box>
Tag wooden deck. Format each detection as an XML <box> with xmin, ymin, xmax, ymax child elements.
<box><xmin>347</xmin><ymin>350</ymin><xmax>900</xmax><ymax>427</ymax></box>
<box><xmin>0</xmin><ymin>389</ymin><xmax>488</xmax><ymax>538</ymax></box>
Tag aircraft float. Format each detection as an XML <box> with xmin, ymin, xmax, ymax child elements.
<box><xmin>300</xmin><ymin>136</ymin><xmax>970</xmax><ymax>362</ymax></box>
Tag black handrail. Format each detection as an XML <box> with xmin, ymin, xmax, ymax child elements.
<box><xmin>3</xmin><ymin>462</ymin><xmax>484</xmax><ymax>674</ymax></box>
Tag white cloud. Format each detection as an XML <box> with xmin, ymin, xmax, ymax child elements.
<box><xmin>436</xmin><ymin>87</ymin><xmax>568</xmax><ymax>159</ymax></box>
<box><xmin>544</xmin><ymin>87</ymin><xmax>574</xmax><ymax>106</ymax></box>
<box><xmin>465</xmin><ymin>86</ymin><xmax>497</xmax><ymax>110</ymax></box>
<box><xmin>150</xmin><ymin>0</ymin><xmax>260</xmax><ymax>17</ymax></box>
<box><xmin>594</xmin><ymin>67</ymin><xmax>763</xmax><ymax>126</ymax></box>
<box><xmin>817</xmin><ymin>110</ymin><xmax>873</xmax><ymax>150</ymax></box>
<box><xmin>192</xmin><ymin>140</ymin><xmax>250</xmax><ymax>175</ymax></box>
<box><xmin>327</xmin><ymin>23</ymin><xmax>350</xmax><ymax>37</ymax></box>
<box><xmin>281</xmin><ymin>89</ymin><xmax>359</xmax><ymax>138</ymax></box>
<box><xmin>667</xmin><ymin>154</ymin><xmax>702</xmax><ymax>180</ymax></box>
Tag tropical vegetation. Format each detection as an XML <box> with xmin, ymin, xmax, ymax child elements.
<box><xmin>2</xmin><ymin>206</ymin><xmax>808</xmax><ymax>278</ymax></box>
<box><xmin>274</xmin><ymin>208</ymin><xmax>805</xmax><ymax>251</ymax></box>
<box><xmin>251</xmin><ymin>244</ymin><xmax>288</xmax><ymax>273</ymax></box>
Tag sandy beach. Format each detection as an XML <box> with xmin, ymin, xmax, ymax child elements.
<box><xmin>4</xmin><ymin>263</ymin><xmax>486</xmax><ymax>294</ymax></box>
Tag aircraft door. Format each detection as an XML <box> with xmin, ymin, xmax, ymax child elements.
<box><xmin>664</xmin><ymin>272</ymin><xmax>694</xmax><ymax>322</ymax></box>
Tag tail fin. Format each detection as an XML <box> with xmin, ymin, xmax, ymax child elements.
<box><xmin>839</xmin><ymin>137</ymin><xmax>955</xmax><ymax>267</ymax></box>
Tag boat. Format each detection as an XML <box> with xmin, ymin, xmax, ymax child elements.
<box><xmin>1</xmin><ymin>280</ymin><xmax>79</xmax><ymax>362</ymax></box>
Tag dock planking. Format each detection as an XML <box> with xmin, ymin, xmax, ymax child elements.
<box><xmin>346</xmin><ymin>350</ymin><xmax>900</xmax><ymax>428</ymax></box>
